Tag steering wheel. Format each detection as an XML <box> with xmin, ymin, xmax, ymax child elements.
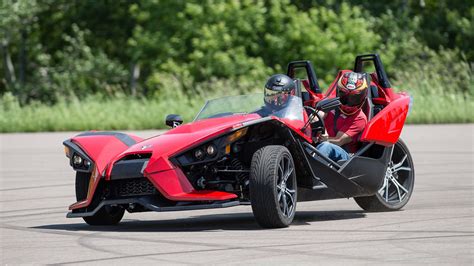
<box><xmin>303</xmin><ymin>106</ymin><xmax>315</xmax><ymax>114</ymax></box>
<box><xmin>304</xmin><ymin>106</ymin><xmax>325</xmax><ymax>135</ymax></box>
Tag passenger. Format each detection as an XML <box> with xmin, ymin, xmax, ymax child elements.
<box><xmin>316</xmin><ymin>72</ymin><xmax>368</xmax><ymax>162</ymax></box>
<box><xmin>258</xmin><ymin>74</ymin><xmax>296</xmax><ymax>116</ymax></box>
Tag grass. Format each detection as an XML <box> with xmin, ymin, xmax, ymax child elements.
<box><xmin>405</xmin><ymin>91</ymin><xmax>473</xmax><ymax>124</ymax></box>
<box><xmin>1</xmin><ymin>90</ymin><xmax>471</xmax><ymax>133</ymax></box>
<box><xmin>0</xmin><ymin>95</ymin><xmax>205</xmax><ymax>132</ymax></box>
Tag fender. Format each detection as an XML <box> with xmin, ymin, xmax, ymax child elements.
<box><xmin>360</xmin><ymin>95</ymin><xmax>410</xmax><ymax>146</ymax></box>
<box><xmin>63</xmin><ymin>131</ymin><xmax>143</xmax><ymax>175</ymax></box>
<box><xmin>64</xmin><ymin>131</ymin><xmax>144</xmax><ymax>211</ymax></box>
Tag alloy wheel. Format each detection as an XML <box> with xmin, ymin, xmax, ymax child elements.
<box><xmin>378</xmin><ymin>148</ymin><xmax>414</xmax><ymax>205</ymax></box>
<box><xmin>276</xmin><ymin>155</ymin><xmax>296</xmax><ymax>218</ymax></box>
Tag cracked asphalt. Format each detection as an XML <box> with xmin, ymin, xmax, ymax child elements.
<box><xmin>1</xmin><ymin>124</ymin><xmax>473</xmax><ymax>265</ymax></box>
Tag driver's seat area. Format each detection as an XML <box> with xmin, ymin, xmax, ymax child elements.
<box><xmin>361</xmin><ymin>73</ymin><xmax>375</xmax><ymax>121</ymax></box>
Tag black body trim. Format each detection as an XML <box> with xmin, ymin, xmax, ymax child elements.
<box><xmin>67</xmin><ymin>197</ymin><xmax>240</xmax><ymax>218</ymax></box>
<box><xmin>354</xmin><ymin>53</ymin><xmax>391</xmax><ymax>88</ymax></box>
<box><xmin>287</xmin><ymin>60</ymin><xmax>322</xmax><ymax>93</ymax></box>
<box><xmin>338</xmin><ymin>145</ymin><xmax>392</xmax><ymax>193</ymax></box>
<box><xmin>240</xmin><ymin>116</ymin><xmax>273</xmax><ymax>128</ymax></box>
<box><xmin>296</xmin><ymin>139</ymin><xmax>392</xmax><ymax>200</ymax></box>
<box><xmin>301</xmin><ymin>142</ymin><xmax>365</xmax><ymax>197</ymax></box>
<box><xmin>110</xmin><ymin>159</ymin><xmax>149</xmax><ymax>180</ymax></box>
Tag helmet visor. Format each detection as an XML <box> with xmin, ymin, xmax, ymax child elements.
<box><xmin>264</xmin><ymin>87</ymin><xmax>291</xmax><ymax>107</ymax></box>
<box><xmin>338</xmin><ymin>87</ymin><xmax>367</xmax><ymax>107</ymax></box>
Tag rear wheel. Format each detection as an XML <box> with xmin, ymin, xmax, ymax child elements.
<box><xmin>250</xmin><ymin>145</ymin><xmax>297</xmax><ymax>228</ymax></box>
<box><xmin>354</xmin><ymin>139</ymin><xmax>415</xmax><ymax>211</ymax></box>
<box><xmin>75</xmin><ymin>172</ymin><xmax>124</xmax><ymax>225</ymax></box>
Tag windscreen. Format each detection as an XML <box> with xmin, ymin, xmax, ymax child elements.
<box><xmin>194</xmin><ymin>93</ymin><xmax>304</xmax><ymax>122</ymax></box>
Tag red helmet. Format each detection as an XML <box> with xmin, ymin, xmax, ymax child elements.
<box><xmin>336</xmin><ymin>72</ymin><xmax>368</xmax><ymax>115</ymax></box>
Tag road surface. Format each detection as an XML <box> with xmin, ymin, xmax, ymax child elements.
<box><xmin>1</xmin><ymin>124</ymin><xmax>473</xmax><ymax>265</ymax></box>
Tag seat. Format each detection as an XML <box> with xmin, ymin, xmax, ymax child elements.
<box><xmin>362</xmin><ymin>74</ymin><xmax>374</xmax><ymax>120</ymax></box>
<box><xmin>302</xmin><ymin>91</ymin><xmax>311</xmax><ymax>102</ymax></box>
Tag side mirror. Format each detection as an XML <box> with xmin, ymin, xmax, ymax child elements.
<box><xmin>165</xmin><ymin>114</ymin><xmax>183</xmax><ymax>128</ymax></box>
<box><xmin>315</xmin><ymin>97</ymin><xmax>341</xmax><ymax>113</ymax></box>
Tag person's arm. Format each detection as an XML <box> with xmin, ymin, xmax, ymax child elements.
<box><xmin>319</xmin><ymin>113</ymin><xmax>366</xmax><ymax>146</ymax></box>
<box><xmin>318</xmin><ymin>131</ymin><xmax>352</xmax><ymax>146</ymax></box>
<box><xmin>310</xmin><ymin>110</ymin><xmax>327</xmax><ymax>123</ymax></box>
<box><xmin>328</xmin><ymin>131</ymin><xmax>352</xmax><ymax>146</ymax></box>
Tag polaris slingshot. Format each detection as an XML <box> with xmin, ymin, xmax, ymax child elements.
<box><xmin>63</xmin><ymin>54</ymin><xmax>415</xmax><ymax>228</ymax></box>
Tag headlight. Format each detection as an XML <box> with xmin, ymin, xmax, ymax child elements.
<box><xmin>206</xmin><ymin>144</ymin><xmax>217</xmax><ymax>156</ymax></box>
<box><xmin>73</xmin><ymin>155</ymin><xmax>83</xmax><ymax>166</ymax></box>
<box><xmin>194</xmin><ymin>149</ymin><xmax>204</xmax><ymax>160</ymax></box>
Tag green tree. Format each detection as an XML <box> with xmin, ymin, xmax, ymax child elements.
<box><xmin>130</xmin><ymin>0</ymin><xmax>382</xmax><ymax>92</ymax></box>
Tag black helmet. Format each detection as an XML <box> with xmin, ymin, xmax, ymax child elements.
<box><xmin>264</xmin><ymin>74</ymin><xmax>295</xmax><ymax>108</ymax></box>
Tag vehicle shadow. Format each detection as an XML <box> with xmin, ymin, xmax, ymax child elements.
<box><xmin>33</xmin><ymin>210</ymin><xmax>366</xmax><ymax>232</ymax></box>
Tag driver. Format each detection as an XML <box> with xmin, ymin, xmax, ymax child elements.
<box><xmin>316</xmin><ymin>72</ymin><xmax>368</xmax><ymax>162</ymax></box>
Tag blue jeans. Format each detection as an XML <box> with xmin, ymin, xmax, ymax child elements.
<box><xmin>316</xmin><ymin>142</ymin><xmax>350</xmax><ymax>162</ymax></box>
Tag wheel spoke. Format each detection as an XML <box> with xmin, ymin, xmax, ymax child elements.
<box><xmin>378</xmin><ymin>177</ymin><xmax>388</xmax><ymax>196</ymax></box>
<box><xmin>285</xmin><ymin>188</ymin><xmax>295</xmax><ymax>203</ymax></box>
<box><xmin>391</xmin><ymin>177</ymin><xmax>409</xmax><ymax>194</ymax></box>
<box><xmin>393</xmin><ymin>166</ymin><xmax>411</xmax><ymax>172</ymax></box>
<box><xmin>278</xmin><ymin>164</ymin><xmax>284</xmax><ymax>180</ymax></box>
<box><xmin>283</xmin><ymin>166</ymin><xmax>294</xmax><ymax>182</ymax></box>
<box><xmin>282</xmin><ymin>194</ymin><xmax>288</xmax><ymax>216</ymax></box>
<box><xmin>277</xmin><ymin>185</ymin><xmax>283</xmax><ymax>201</ymax></box>
<box><xmin>392</xmin><ymin>154</ymin><xmax>407</xmax><ymax>170</ymax></box>
<box><xmin>392</xmin><ymin>178</ymin><xmax>402</xmax><ymax>202</ymax></box>
<box><xmin>385</xmin><ymin>178</ymin><xmax>389</xmax><ymax>202</ymax></box>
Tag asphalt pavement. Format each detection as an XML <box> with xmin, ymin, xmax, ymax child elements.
<box><xmin>0</xmin><ymin>124</ymin><xmax>473</xmax><ymax>265</ymax></box>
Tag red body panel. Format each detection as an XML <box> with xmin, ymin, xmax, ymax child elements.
<box><xmin>68</xmin><ymin>133</ymin><xmax>143</xmax><ymax>210</ymax></box>
<box><xmin>301</xmin><ymin>79</ymin><xmax>324</xmax><ymax>107</ymax></box>
<box><xmin>275</xmin><ymin>116</ymin><xmax>312</xmax><ymax>143</ymax></box>
<box><xmin>69</xmin><ymin>166</ymin><xmax>101</xmax><ymax>210</ymax></box>
<box><xmin>360</xmin><ymin>94</ymin><xmax>410</xmax><ymax>146</ymax></box>
<box><xmin>68</xmin><ymin>112</ymin><xmax>314</xmax><ymax>210</ymax></box>
<box><xmin>72</xmin><ymin>135</ymin><xmax>142</xmax><ymax>175</ymax></box>
<box><xmin>69</xmin><ymin>114</ymin><xmax>273</xmax><ymax>209</ymax></box>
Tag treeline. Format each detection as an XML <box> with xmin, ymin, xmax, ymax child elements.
<box><xmin>1</xmin><ymin>0</ymin><xmax>473</xmax><ymax>106</ymax></box>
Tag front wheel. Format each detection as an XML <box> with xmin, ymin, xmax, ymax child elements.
<box><xmin>75</xmin><ymin>172</ymin><xmax>124</xmax><ymax>225</ymax></box>
<box><xmin>354</xmin><ymin>139</ymin><xmax>415</xmax><ymax>211</ymax></box>
<box><xmin>83</xmin><ymin>205</ymin><xmax>125</xmax><ymax>226</ymax></box>
<box><xmin>250</xmin><ymin>145</ymin><xmax>297</xmax><ymax>228</ymax></box>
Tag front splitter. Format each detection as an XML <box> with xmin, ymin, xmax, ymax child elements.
<box><xmin>67</xmin><ymin>197</ymin><xmax>240</xmax><ymax>218</ymax></box>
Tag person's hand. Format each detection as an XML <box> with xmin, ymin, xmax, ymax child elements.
<box><xmin>319</xmin><ymin>133</ymin><xmax>329</xmax><ymax>142</ymax></box>
<box><xmin>310</xmin><ymin>110</ymin><xmax>325</xmax><ymax>123</ymax></box>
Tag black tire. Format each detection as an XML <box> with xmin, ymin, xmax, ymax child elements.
<box><xmin>354</xmin><ymin>139</ymin><xmax>415</xmax><ymax>211</ymax></box>
<box><xmin>82</xmin><ymin>205</ymin><xmax>124</xmax><ymax>226</ymax></box>
<box><xmin>75</xmin><ymin>172</ymin><xmax>124</xmax><ymax>225</ymax></box>
<box><xmin>250</xmin><ymin>145</ymin><xmax>297</xmax><ymax>228</ymax></box>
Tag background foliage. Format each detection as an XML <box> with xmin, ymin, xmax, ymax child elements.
<box><xmin>1</xmin><ymin>0</ymin><xmax>473</xmax><ymax>132</ymax></box>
